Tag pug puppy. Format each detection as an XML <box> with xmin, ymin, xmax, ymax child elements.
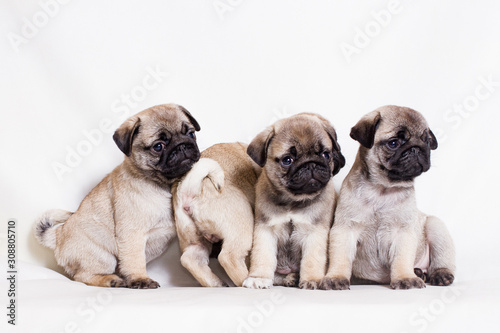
<box><xmin>242</xmin><ymin>113</ymin><xmax>345</xmax><ymax>290</ymax></box>
<box><xmin>321</xmin><ymin>105</ymin><xmax>455</xmax><ymax>290</ymax></box>
<box><xmin>34</xmin><ymin>104</ymin><xmax>201</xmax><ymax>288</ymax></box>
<box><xmin>172</xmin><ymin>143</ymin><xmax>260</xmax><ymax>287</ymax></box>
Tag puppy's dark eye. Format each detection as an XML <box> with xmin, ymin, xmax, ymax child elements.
<box><xmin>281</xmin><ymin>156</ymin><xmax>294</xmax><ymax>167</ymax></box>
<box><xmin>187</xmin><ymin>131</ymin><xmax>195</xmax><ymax>139</ymax></box>
<box><xmin>152</xmin><ymin>143</ymin><xmax>164</xmax><ymax>153</ymax></box>
<box><xmin>386</xmin><ymin>139</ymin><xmax>400</xmax><ymax>150</ymax></box>
<box><xmin>322</xmin><ymin>152</ymin><xmax>331</xmax><ymax>160</ymax></box>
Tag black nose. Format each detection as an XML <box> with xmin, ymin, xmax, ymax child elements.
<box><xmin>401</xmin><ymin>147</ymin><xmax>421</xmax><ymax>159</ymax></box>
<box><xmin>287</xmin><ymin>161</ymin><xmax>331</xmax><ymax>195</ymax></box>
<box><xmin>291</xmin><ymin>162</ymin><xmax>328</xmax><ymax>180</ymax></box>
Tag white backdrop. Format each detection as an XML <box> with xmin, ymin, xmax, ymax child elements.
<box><xmin>1</xmin><ymin>0</ymin><xmax>500</xmax><ymax>331</ymax></box>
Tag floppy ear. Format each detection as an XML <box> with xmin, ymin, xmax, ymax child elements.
<box><xmin>113</xmin><ymin>117</ymin><xmax>141</xmax><ymax>156</ymax></box>
<box><xmin>178</xmin><ymin>105</ymin><xmax>201</xmax><ymax>131</ymax></box>
<box><xmin>247</xmin><ymin>126</ymin><xmax>275</xmax><ymax>167</ymax></box>
<box><xmin>350</xmin><ymin>111</ymin><xmax>381</xmax><ymax>148</ymax></box>
<box><xmin>429</xmin><ymin>129</ymin><xmax>438</xmax><ymax>150</ymax></box>
<box><xmin>421</xmin><ymin>128</ymin><xmax>438</xmax><ymax>150</ymax></box>
<box><xmin>312</xmin><ymin>114</ymin><xmax>346</xmax><ymax>176</ymax></box>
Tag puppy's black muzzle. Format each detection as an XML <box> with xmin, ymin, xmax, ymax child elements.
<box><xmin>287</xmin><ymin>161</ymin><xmax>331</xmax><ymax>195</ymax></box>
<box><xmin>387</xmin><ymin>146</ymin><xmax>430</xmax><ymax>181</ymax></box>
<box><xmin>162</xmin><ymin>141</ymin><xmax>200</xmax><ymax>179</ymax></box>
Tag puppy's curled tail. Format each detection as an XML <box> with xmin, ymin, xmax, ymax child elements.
<box><xmin>178</xmin><ymin>158</ymin><xmax>225</xmax><ymax>214</ymax></box>
<box><xmin>34</xmin><ymin>209</ymin><xmax>73</xmax><ymax>250</ymax></box>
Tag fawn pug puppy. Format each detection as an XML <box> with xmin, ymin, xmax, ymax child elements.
<box><xmin>242</xmin><ymin>113</ymin><xmax>345</xmax><ymax>290</ymax></box>
<box><xmin>321</xmin><ymin>105</ymin><xmax>456</xmax><ymax>290</ymax></box>
<box><xmin>34</xmin><ymin>104</ymin><xmax>201</xmax><ymax>288</ymax></box>
<box><xmin>173</xmin><ymin>143</ymin><xmax>260</xmax><ymax>287</ymax></box>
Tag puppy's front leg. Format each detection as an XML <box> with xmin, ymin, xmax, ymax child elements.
<box><xmin>117</xmin><ymin>231</ymin><xmax>159</xmax><ymax>289</ymax></box>
<box><xmin>298</xmin><ymin>225</ymin><xmax>329</xmax><ymax>290</ymax></box>
<box><xmin>320</xmin><ymin>225</ymin><xmax>359</xmax><ymax>290</ymax></box>
<box><xmin>390</xmin><ymin>230</ymin><xmax>425</xmax><ymax>290</ymax></box>
<box><xmin>425</xmin><ymin>216</ymin><xmax>455</xmax><ymax>286</ymax></box>
<box><xmin>243</xmin><ymin>223</ymin><xmax>277</xmax><ymax>289</ymax></box>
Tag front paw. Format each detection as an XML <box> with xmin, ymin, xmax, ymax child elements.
<box><xmin>390</xmin><ymin>277</ymin><xmax>426</xmax><ymax>290</ymax></box>
<box><xmin>242</xmin><ymin>277</ymin><xmax>273</xmax><ymax>289</ymax></box>
<box><xmin>128</xmin><ymin>277</ymin><xmax>160</xmax><ymax>289</ymax></box>
<box><xmin>319</xmin><ymin>276</ymin><xmax>350</xmax><ymax>290</ymax></box>
<box><xmin>283</xmin><ymin>273</ymin><xmax>299</xmax><ymax>287</ymax></box>
<box><xmin>299</xmin><ymin>279</ymin><xmax>322</xmax><ymax>290</ymax></box>
<box><xmin>429</xmin><ymin>268</ymin><xmax>454</xmax><ymax>286</ymax></box>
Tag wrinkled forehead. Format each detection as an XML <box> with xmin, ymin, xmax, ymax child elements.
<box><xmin>139</xmin><ymin>107</ymin><xmax>193</xmax><ymax>142</ymax></box>
<box><xmin>376</xmin><ymin>108</ymin><xmax>428</xmax><ymax>140</ymax></box>
<box><xmin>271</xmin><ymin>118</ymin><xmax>331</xmax><ymax>155</ymax></box>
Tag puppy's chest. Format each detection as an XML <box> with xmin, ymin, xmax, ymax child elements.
<box><xmin>266</xmin><ymin>210</ymin><xmax>317</xmax><ymax>229</ymax></box>
<box><xmin>357</xmin><ymin>220</ymin><xmax>393</xmax><ymax>261</ymax></box>
<box><xmin>359</xmin><ymin>187</ymin><xmax>409</xmax><ymax>212</ymax></box>
<box><xmin>356</xmin><ymin>211</ymin><xmax>418</xmax><ymax>268</ymax></box>
<box><xmin>263</xmin><ymin>197</ymin><xmax>331</xmax><ymax>227</ymax></box>
<box><xmin>275</xmin><ymin>222</ymin><xmax>302</xmax><ymax>273</ymax></box>
<box><xmin>355</xmin><ymin>188</ymin><xmax>416</xmax><ymax>239</ymax></box>
<box><xmin>120</xmin><ymin>185</ymin><xmax>174</xmax><ymax>228</ymax></box>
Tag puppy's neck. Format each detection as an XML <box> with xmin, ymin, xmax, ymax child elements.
<box><xmin>343</xmin><ymin>151</ymin><xmax>415</xmax><ymax>211</ymax></box>
<box><xmin>122</xmin><ymin>158</ymin><xmax>174</xmax><ymax>190</ymax></box>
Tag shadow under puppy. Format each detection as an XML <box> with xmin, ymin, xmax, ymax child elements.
<box><xmin>243</xmin><ymin>113</ymin><xmax>345</xmax><ymax>290</ymax></box>
<box><xmin>34</xmin><ymin>104</ymin><xmax>201</xmax><ymax>288</ymax></box>
<box><xmin>173</xmin><ymin>143</ymin><xmax>260</xmax><ymax>287</ymax></box>
<box><xmin>321</xmin><ymin>105</ymin><xmax>455</xmax><ymax>290</ymax></box>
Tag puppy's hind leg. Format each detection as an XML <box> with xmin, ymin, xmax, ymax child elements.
<box><xmin>175</xmin><ymin>195</ymin><xmax>226</xmax><ymax>287</ymax></box>
<box><xmin>174</xmin><ymin>157</ymin><xmax>227</xmax><ymax>287</ymax></box>
<box><xmin>218</xmin><ymin>246</ymin><xmax>249</xmax><ymax>287</ymax></box>
<box><xmin>69</xmin><ymin>248</ymin><xmax>125</xmax><ymax>288</ymax></box>
<box><xmin>74</xmin><ymin>272</ymin><xmax>126</xmax><ymax>288</ymax></box>
<box><xmin>181</xmin><ymin>243</ymin><xmax>227</xmax><ymax>287</ymax></box>
<box><xmin>217</xmin><ymin>203</ymin><xmax>253</xmax><ymax>287</ymax></box>
<box><xmin>425</xmin><ymin>216</ymin><xmax>456</xmax><ymax>286</ymax></box>
<box><xmin>54</xmin><ymin>223</ymin><xmax>125</xmax><ymax>288</ymax></box>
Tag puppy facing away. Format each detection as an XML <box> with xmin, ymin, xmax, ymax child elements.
<box><xmin>242</xmin><ymin>113</ymin><xmax>345</xmax><ymax>290</ymax></box>
<box><xmin>173</xmin><ymin>143</ymin><xmax>260</xmax><ymax>287</ymax></box>
<box><xmin>321</xmin><ymin>105</ymin><xmax>455</xmax><ymax>290</ymax></box>
<box><xmin>34</xmin><ymin>104</ymin><xmax>201</xmax><ymax>288</ymax></box>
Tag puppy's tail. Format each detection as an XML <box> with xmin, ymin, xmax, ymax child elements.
<box><xmin>34</xmin><ymin>209</ymin><xmax>73</xmax><ymax>250</ymax></box>
<box><xmin>177</xmin><ymin>158</ymin><xmax>225</xmax><ymax>215</ymax></box>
